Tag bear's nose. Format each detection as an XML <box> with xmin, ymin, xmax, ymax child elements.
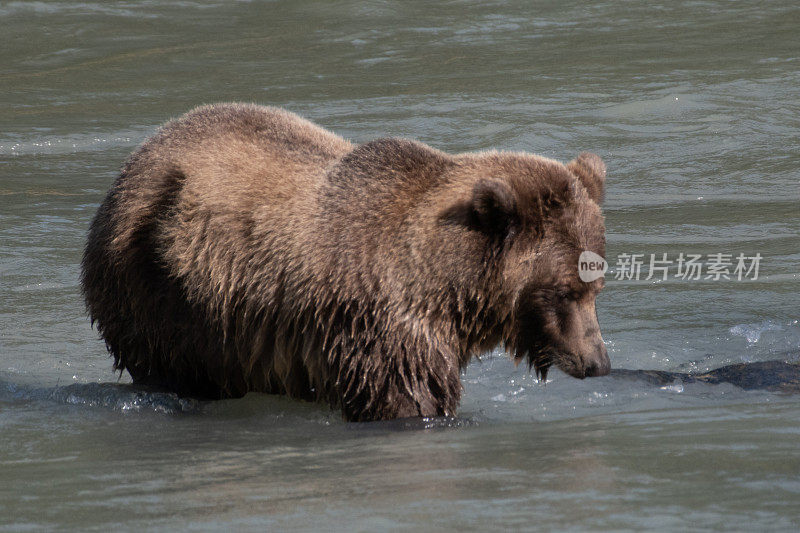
<box><xmin>583</xmin><ymin>345</ymin><xmax>610</xmax><ymax>377</ymax></box>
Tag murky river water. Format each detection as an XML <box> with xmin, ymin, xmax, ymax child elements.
<box><xmin>2</xmin><ymin>1</ymin><xmax>799</xmax><ymax>530</ymax></box>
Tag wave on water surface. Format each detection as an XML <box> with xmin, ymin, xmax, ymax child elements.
<box><xmin>730</xmin><ymin>319</ymin><xmax>798</xmax><ymax>344</ymax></box>
<box><xmin>0</xmin><ymin>128</ymin><xmax>151</xmax><ymax>156</ymax></box>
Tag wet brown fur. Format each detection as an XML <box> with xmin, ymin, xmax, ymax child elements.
<box><xmin>81</xmin><ymin>103</ymin><xmax>607</xmax><ymax>421</ymax></box>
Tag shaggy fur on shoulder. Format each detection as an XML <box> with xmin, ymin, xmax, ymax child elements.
<box><xmin>82</xmin><ymin>103</ymin><xmax>609</xmax><ymax>421</ymax></box>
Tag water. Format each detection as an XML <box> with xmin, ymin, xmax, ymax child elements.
<box><xmin>1</xmin><ymin>0</ymin><xmax>799</xmax><ymax>530</ymax></box>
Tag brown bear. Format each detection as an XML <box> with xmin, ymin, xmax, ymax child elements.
<box><xmin>81</xmin><ymin>103</ymin><xmax>609</xmax><ymax>422</ymax></box>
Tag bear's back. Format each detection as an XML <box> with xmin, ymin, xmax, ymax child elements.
<box><xmin>150</xmin><ymin>104</ymin><xmax>352</xmax><ymax>202</ymax></box>
<box><xmin>111</xmin><ymin>103</ymin><xmax>353</xmax><ymax>242</ymax></box>
<box><xmin>140</xmin><ymin>105</ymin><xmax>354</xmax><ymax>308</ymax></box>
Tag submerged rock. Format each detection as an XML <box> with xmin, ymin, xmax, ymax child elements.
<box><xmin>611</xmin><ymin>360</ymin><xmax>800</xmax><ymax>393</ymax></box>
<box><xmin>50</xmin><ymin>382</ymin><xmax>202</xmax><ymax>413</ymax></box>
<box><xmin>0</xmin><ymin>380</ymin><xmax>202</xmax><ymax>414</ymax></box>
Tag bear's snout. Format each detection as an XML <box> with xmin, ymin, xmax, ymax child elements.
<box><xmin>582</xmin><ymin>343</ymin><xmax>611</xmax><ymax>377</ymax></box>
<box><xmin>559</xmin><ymin>343</ymin><xmax>610</xmax><ymax>379</ymax></box>
<box><xmin>555</xmin><ymin>299</ymin><xmax>610</xmax><ymax>379</ymax></box>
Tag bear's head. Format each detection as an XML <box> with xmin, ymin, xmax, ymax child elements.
<box><xmin>435</xmin><ymin>151</ymin><xmax>609</xmax><ymax>381</ymax></box>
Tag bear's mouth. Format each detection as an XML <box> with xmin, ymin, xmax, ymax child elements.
<box><xmin>514</xmin><ymin>345</ymin><xmax>591</xmax><ymax>382</ymax></box>
<box><xmin>514</xmin><ymin>345</ymin><xmax>555</xmax><ymax>383</ymax></box>
<box><xmin>534</xmin><ymin>361</ymin><xmax>552</xmax><ymax>383</ymax></box>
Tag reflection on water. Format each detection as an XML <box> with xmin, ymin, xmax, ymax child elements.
<box><xmin>1</xmin><ymin>0</ymin><xmax>799</xmax><ymax>530</ymax></box>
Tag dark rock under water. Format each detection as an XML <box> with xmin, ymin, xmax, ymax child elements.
<box><xmin>610</xmin><ymin>359</ymin><xmax>800</xmax><ymax>393</ymax></box>
<box><xmin>1</xmin><ymin>380</ymin><xmax>202</xmax><ymax>414</ymax></box>
<box><xmin>3</xmin><ymin>359</ymin><xmax>798</xmax><ymax>417</ymax></box>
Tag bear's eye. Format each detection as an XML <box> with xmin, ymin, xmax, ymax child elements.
<box><xmin>555</xmin><ymin>288</ymin><xmax>581</xmax><ymax>302</ymax></box>
<box><xmin>554</xmin><ymin>288</ymin><xmax>571</xmax><ymax>301</ymax></box>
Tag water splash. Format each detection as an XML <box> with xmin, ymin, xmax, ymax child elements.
<box><xmin>730</xmin><ymin>320</ymin><xmax>786</xmax><ymax>344</ymax></box>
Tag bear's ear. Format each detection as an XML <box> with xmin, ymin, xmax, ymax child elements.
<box><xmin>440</xmin><ymin>179</ymin><xmax>518</xmax><ymax>238</ymax></box>
<box><xmin>567</xmin><ymin>152</ymin><xmax>606</xmax><ymax>204</ymax></box>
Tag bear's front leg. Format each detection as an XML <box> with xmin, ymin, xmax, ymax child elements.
<box><xmin>334</xmin><ymin>340</ymin><xmax>462</xmax><ymax>422</ymax></box>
